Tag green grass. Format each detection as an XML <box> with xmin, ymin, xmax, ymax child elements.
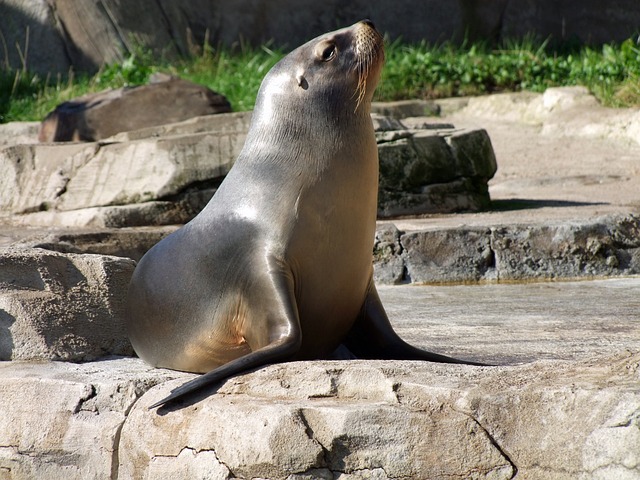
<box><xmin>2</xmin><ymin>37</ymin><xmax>640</xmax><ymax>124</ymax></box>
<box><xmin>377</xmin><ymin>37</ymin><xmax>640</xmax><ymax>107</ymax></box>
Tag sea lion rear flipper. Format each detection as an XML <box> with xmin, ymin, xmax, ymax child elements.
<box><xmin>342</xmin><ymin>279</ymin><xmax>487</xmax><ymax>366</ymax></box>
<box><xmin>149</xmin><ymin>265</ymin><xmax>302</xmax><ymax>410</ymax></box>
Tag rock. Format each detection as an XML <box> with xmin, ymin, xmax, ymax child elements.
<box><xmin>374</xmin><ymin>214</ymin><xmax>640</xmax><ymax>284</ymax></box>
<box><xmin>371</xmin><ymin>100</ymin><xmax>440</xmax><ymax>119</ymax></box>
<box><xmin>373</xmin><ymin>224</ymin><xmax>405</xmax><ymax>284</ymax></box>
<box><xmin>501</xmin><ymin>0</ymin><xmax>640</xmax><ymax>45</ymax></box>
<box><xmin>53</xmin><ymin>132</ymin><xmax>235</xmax><ymax>211</ymax></box>
<box><xmin>5</xmin><ymin>1</ymin><xmax>640</xmax><ymax>76</ymax></box>
<box><xmin>110</xmin><ymin>110</ymin><xmax>253</xmax><ymax>142</ymax></box>
<box><xmin>378</xmin><ymin>278</ymin><xmax>640</xmax><ymax>365</ymax></box>
<box><xmin>0</xmin><ymin>358</ymin><xmax>179</xmax><ymax>480</ymax></box>
<box><xmin>0</xmin><ymin>247</ymin><xmax>135</xmax><ymax>361</ymax></box>
<box><xmin>377</xmin><ymin>127</ymin><xmax>497</xmax><ymax>217</ymax></box>
<box><xmin>18</xmin><ymin>193</ymin><xmax>215</xmax><ymax>228</ymax></box>
<box><xmin>1</xmin><ymin>112</ymin><xmax>248</xmax><ymax>226</ymax></box>
<box><xmin>0</xmin><ymin>122</ymin><xmax>39</xmax><ymax>147</ymax></box>
<box><xmin>38</xmin><ymin>77</ymin><xmax>232</xmax><ymax>142</ymax></box>
<box><xmin>0</xmin><ymin>0</ymin><xmax>72</xmax><ymax>75</ymax></box>
<box><xmin>0</xmin><ymin>142</ymin><xmax>94</xmax><ymax>215</ymax></box>
<box><xmin>12</xmin><ymin>226</ymin><xmax>178</xmax><ymax>262</ymax></box>
<box><xmin>457</xmin><ymin>86</ymin><xmax>640</xmax><ymax>146</ymax></box>
<box><xmin>117</xmin><ymin>352</ymin><xmax>639</xmax><ymax>479</ymax></box>
<box><xmin>401</xmin><ymin>227</ymin><xmax>495</xmax><ymax>284</ymax></box>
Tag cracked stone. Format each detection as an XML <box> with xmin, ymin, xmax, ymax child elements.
<box><xmin>0</xmin><ymin>358</ymin><xmax>178</xmax><ymax>480</ymax></box>
<box><xmin>145</xmin><ymin>447</ymin><xmax>232</xmax><ymax>479</ymax></box>
<box><xmin>119</xmin><ymin>390</ymin><xmax>325</xmax><ymax>479</ymax></box>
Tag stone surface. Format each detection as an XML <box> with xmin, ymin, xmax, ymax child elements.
<box><xmin>1</xmin><ymin>337</ymin><xmax>638</xmax><ymax>478</ymax></box>
<box><xmin>455</xmin><ymin>86</ymin><xmax>640</xmax><ymax>147</ymax></box>
<box><xmin>38</xmin><ymin>76</ymin><xmax>232</xmax><ymax>142</ymax></box>
<box><xmin>374</xmin><ymin>214</ymin><xmax>640</xmax><ymax>284</ymax></box>
<box><xmin>379</xmin><ymin>278</ymin><xmax>640</xmax><ymax>365</ymax></box>
<box><xmin>1</xmin><ymin>72</ymin><xmax>640</xmax><ymax>480</ymax></box>
<box><xmin>376</xmin><ymin>125</ymin><xmax>497</xmax><ymax>217</ymax></box>
<box><xmin>371</xmin><ymin>99</ymin><xmax>440</xmax><ymax>119</ymax></box>
<box><xmin>0</xmin><ymin>247</ymin><xmax>135</xmax><ymax>361</ymax></box>
<box><xmin>1</xmin><ymin>88</ymin><xmax>638</xmax><ymax>283</ymax></box>
<box><xmin>2</xmin><ymin>1</ymin><xmax>639</xmax><ymax>75</ymax></box>
<box><xmin>0</xmin><ymin>357</ymin><xmax>179</xmax><ymax>480</ymax></box>
<box><xmin>9</xmin><ymin>226</ymin><xmax>179</xmax><ymax>262</ymax></box>
<box><xmin>119</xmin><ymin>352</ymin><xmax>640</xmax><ymax>480</ymax></box>
<box><xmin>0</xmin><ymin>122</ymin><xmax>39</xmax><ymax>147</ymax></box>
<box><xmin>103</xmin><ymin>277</ymin><xmax>640</xmax><ymax>479</ymax></box>
<box><xmin>0</xmin><ymin>0</ymin><xmax>72</xmax><ymax>76</ymax></box>
<box><xmin>0</xmin><ymin>112</ymin><xmax>250</xmax><ymax>225</ymax></box>
<box><xmin>0</xmin><ymin>142</ymin><xmax>93</xmax><ymax>214</ymax></box>
<box><xmin>501</xmin><ymin>0</ymin><xmax>640</xmax><ymax>45</ymax></box>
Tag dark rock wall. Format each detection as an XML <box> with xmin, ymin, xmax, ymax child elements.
<box><xmin>2</xmin><ymin>0</ymin><xmax>639</xmax><ymax>75</ymax></box>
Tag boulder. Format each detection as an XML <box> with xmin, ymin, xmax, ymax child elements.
<box><xmin>38</xmin><ymin>76</ymin><xmax>232</xmax><ymax>142</ymax></box>
<box><xmin>376</xmin><ymin>124</ymin><xmax>497</xmax><ymax>217</ymax></box>
<box><xmin>0</xmin><ymin>247</ymin><xmax>135</xmax><ymax>361</ymax></box>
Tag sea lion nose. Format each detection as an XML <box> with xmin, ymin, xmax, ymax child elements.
<box><xmin>361</xmin><ymin>19</ymin><xmax>376</xmax><ymax>30</ymax></box>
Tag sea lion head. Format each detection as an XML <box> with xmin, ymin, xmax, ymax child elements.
<box><xmin>252</xmin><ymin>20</ymin><xmax>385</xmax><ymax>126</ymax></box>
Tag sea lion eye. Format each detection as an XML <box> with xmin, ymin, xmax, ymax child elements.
<box><xmin>321</xmin><ymin>44</ymin><xmax>336</xmax><ymax>61</ymax></box>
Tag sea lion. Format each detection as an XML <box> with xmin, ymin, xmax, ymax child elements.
<box><xmin>126</xmin><ymin>20</ymin><xmax>480</xmax><ymax>410</ymax></box>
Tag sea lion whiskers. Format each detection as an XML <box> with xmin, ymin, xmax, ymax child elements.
<box><xmin>353</xmin><ymin>23</ymin><xmax>384</xmax><ymax>111</ymax></box>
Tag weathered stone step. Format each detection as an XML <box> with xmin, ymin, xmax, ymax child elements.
<box><xmin>6</xmin><ymin>213</ymin><xmax>639</xmax><ymax>287</ymax></box>
<box><xmin>374</xmin><ymin>213</ymin><xmax>640</xmax><ymax>284</ymax></box>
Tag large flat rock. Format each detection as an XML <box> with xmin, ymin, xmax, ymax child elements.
<box><xmin>0</xmin><ymin>279</ymin><xmax>638</xmax><ymax>479</ymax></box>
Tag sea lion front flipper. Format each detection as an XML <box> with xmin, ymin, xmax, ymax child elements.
<box><xmin>149</xmin><ymin>265</ymin><xmax>302</xmax><ymax>410</ymax></box>
<box><xmin>342</xmin><ymin>279</ymin><xmax>486</xmax><ymax>366</ymax></box>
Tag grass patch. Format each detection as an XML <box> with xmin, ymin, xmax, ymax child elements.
<box><xmin>377</xmin><ymin>37</ymin><xmax>640</xmax><ymax>106</ymax></box>
<box><xmin>1</xmin><ymin>37</ymin><xmax>639</xmax><ymax>123</ymax></box>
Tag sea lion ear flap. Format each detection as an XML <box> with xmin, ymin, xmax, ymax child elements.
<box><xmin>296</xmin><ymin>72</ymin><xmax>309</xmax><ymax>90</ymax></box>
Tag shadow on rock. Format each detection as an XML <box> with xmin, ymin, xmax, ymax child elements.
<box><xmin>491</xmin><ymin>198</ymin><xmax>607</xmax><ymax>211</ymax></box>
